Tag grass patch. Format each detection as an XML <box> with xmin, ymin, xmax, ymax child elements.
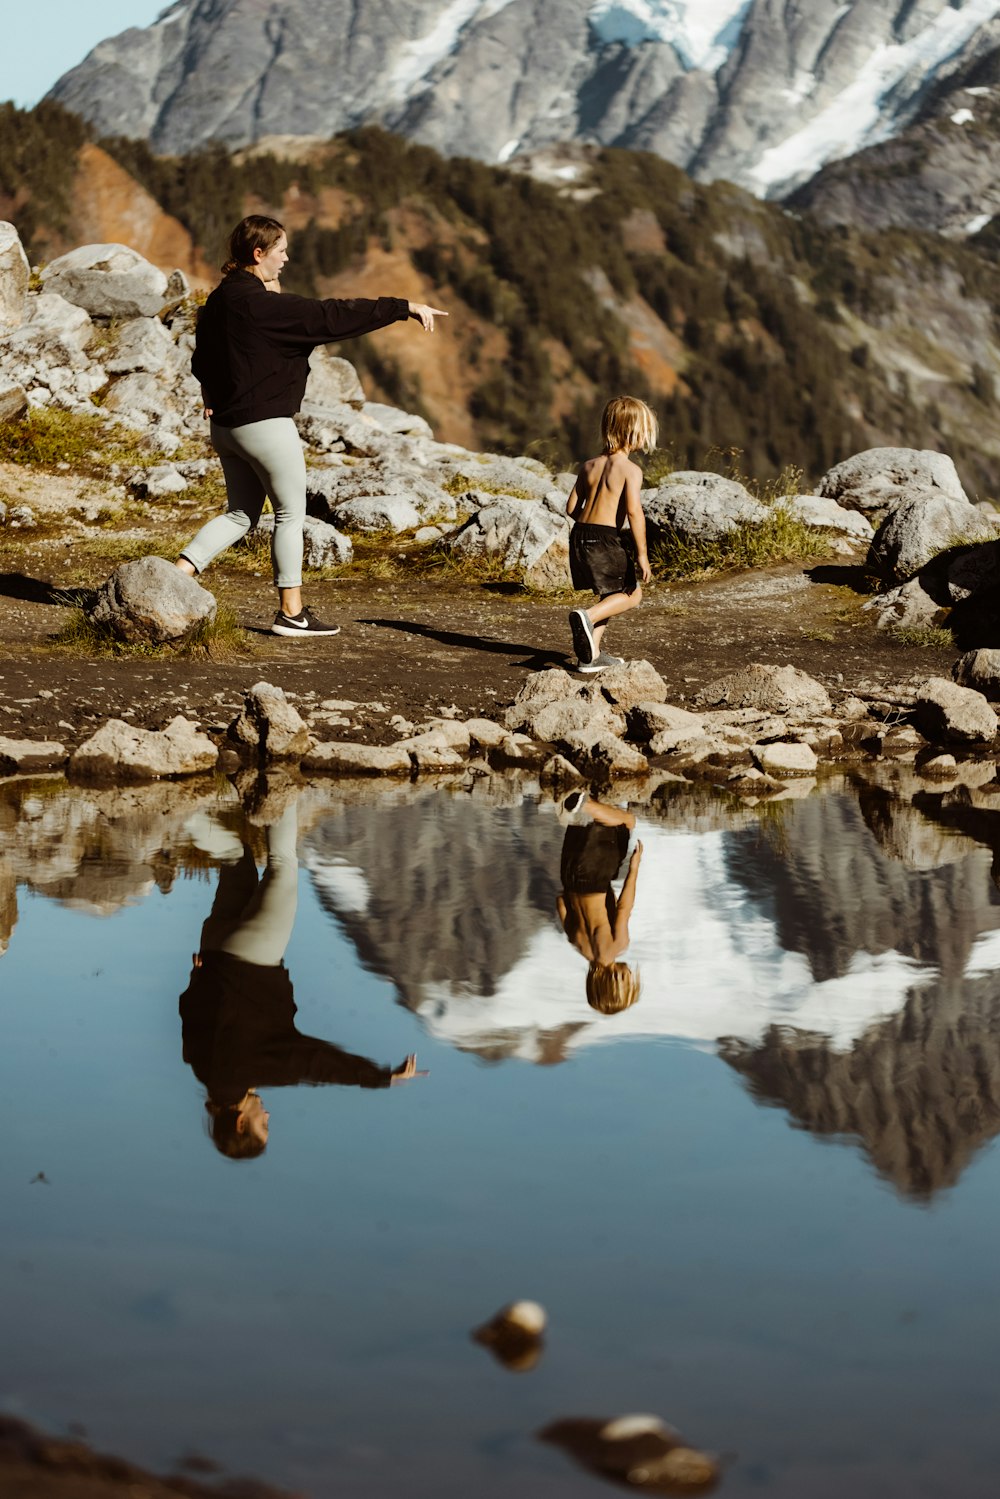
<box><xmin>442</xmin><ymin>472</ymin><xmax>537</xmax><ymax>501</ymax></box>
<box><xmin>889</xmin><ymin>625</ymin><xmax>955</xmax><ymax>648</ymax></box>
<box><xmin>650</xmin><ymin>501</ymin><xmax>833</xmax><ymax>581</ymax></box>
<box><xmin>48</xmin><ymin>601</ymin><xmax>254</xmax><ymax>660</ymax></box>
<box><xmin>0</xmin><ymin>407</ymin><xmax>210</xmax><ymax>475</ymax></box>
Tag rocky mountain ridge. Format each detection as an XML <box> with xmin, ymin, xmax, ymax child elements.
<box><xmin>46</xmin><ymin>0</ymin><xmax>1000</xmax><ymax>200</ymax></box>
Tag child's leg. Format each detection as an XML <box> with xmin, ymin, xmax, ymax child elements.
<box><xmin>587</xmin><ymin>585</ymin><xmax>642</xmax><ymax>651</ymax></box>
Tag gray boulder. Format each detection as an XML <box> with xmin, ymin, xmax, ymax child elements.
<box><xmin>0</xmin><ymin>736</ymin><xmax>67</xmax><ymax>773</ymax></box>
<box><xmin>868</xmin><ymin>492</ymin><xmax>994</xmax><ymax>583</ymax></box>
<box><xmin>103</xmin><ymin>316</ymin><xmax>179</xmax><ymax>375</ymax></box>
<box><xmin>782</xmin><ymin>493</ymin><xmax>874</xmax><ymax>538</ymax></box>
<box><xmin>103</xmin><ymin>371</ymin><xmax>177</xmax><ymax>424</ymax></box>
<box><xmin>334</xmin><ymin>494</ymin><xmax>422</xmax><ymax>534</ymax></box>
<box><xmin>438</xmin><ymin>452</ymin><xmax>553</xmax><ymax>500</ymax></box>
<box><xmin>89</xmin><ymin>556</ymin><xmax>217</xmax><ymax>645</ymax></box>
<box><xmin>818</xmin><ymin>448</ymin><xmax>969</xmax><ymax>521</ymax></box>
<box><xmin>695</xmin><ymin>663</ymin><xmax>832</xmax><ymax>716</ymax></box>
<box><xmin>953</xmin><ymin>650</ymin><xmax>1000</xmax><ymax>702</ymax></box>
<box><xmin>752</xmin><ymin>741</ymin><xmax>818</xmax><ymax>777</ymax></box>
<box><xmin>446</xmin><ymin>499</ymin><xmax>570</xmax><ymax>586</ymax></box>
<box><xmin>69</xmin><ymin>716</ymin><xmax>218</xmax><ymax>782</ymax></box>
<box><xmin>257</xmin><ymin>514</ymin><xmax>353</xmax><ymax>568</ymax></box>
<box><xmin>628</xmin><ymin>702</ymin><xmax>704</xmax><ymax>742</ymax></box>
<box><xmin>0</xmin><ymin>222</ymin><xmax>29</xmax><ymax>329</ymax></box>
<box><xmin>862</xmin><ymin>577</ymin><xmax>947</xmax><ymax>631</ymax></box>
<box><xmin>643</xmin><ymin>471</ymin><xmax>767</xmax><ymax>542</ymax></box>
<box><xmin>363</xmin><ymin>401</ymin><xmax>433</xmax><ymax>438</ymax></box>
<box><xmin>940</xmin><ymin>541</ymin><xmax>1000</xmax><ymax>604</ymax></box>
<box><xmin>557</xmin><ymin>728</ymin><xmax>649</xmax><ymax>777</ymax></box>
<box><xmin>304</xmin><ymin>348</ymin><xmax>366</xmax><ymax>412</ymax></box>
<box><xmin>912</xmin><ymin>677</ymin><xmax>997</xmax><ymax>745</ymax></box>
<box><xmin>594</xmin><ymin>659</ymin><xmax>669</xmax><ymax>712</ymax></box>
<box><xmin>40</xmin><ymin>244</ymin><xmax>169</xmax><ymax>319</ymax></box>
<box><xmin>0</xmin><ymin>381</ymin><xmax>28</xmax><ymax>423</ymax></box>
<box><xmin>302</xmin><ymin>741</ymin><xmax>411</xmax><ymax>775</ymax></box>
<box><xmin>230</xmin><ymin>682</ymin><xmax>313</xmax><ymax>760</ymax></box>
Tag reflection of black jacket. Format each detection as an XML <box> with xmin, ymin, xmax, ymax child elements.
<box><xmin>192</xmin><ymin>271</ymin><xmax>409</xmax><ymax>427</ymax></box>
<box><xmin>180</xmin><ymin>951</ymin><xmax>391</xmax><ymax>1106</ymax></box>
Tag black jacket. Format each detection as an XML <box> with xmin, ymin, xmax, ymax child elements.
<box><xmin>180</xmin><ymin>950</ymin><xmax>392</xmax><ymax>1104</ymax></box>
<box><xmin>191</xmin><ymin>271</ymin><xmax>409</xmax><ymax>427</ymax></box>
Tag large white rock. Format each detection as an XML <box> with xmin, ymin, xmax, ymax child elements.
<box><xmin>0</xmin><ymin>736</ymin><xmax>67</xmax><ymax>773</ymax></box>
<box><xmin>303</xmin><ymin>348</ymin><xmax>366</xmax><ymax>411</ymax></box>
<box><xmin>302</xmin><ymin>741</ymin><xmax>411</xmax><ymax>774</ymax></box>
<box><xmin>230</xmin><ymin>682</ymin><xmax>313</xmax><ymax>760</ymax></box>
<box><xmin>862</xmin><ymin>577</ymin><xmax>946</xmax><ymax>631</ymax></box>
<box><xmin>69</xmin><ymin>716</ymin><xmax>218</xmax><ymax>782</ymax></box>
<box><xmin>0</xmin><ymin>222</ymin><xmax>30</xmax><ymax>330</ymax></box>
<box><xmin>89</xmin><ymin>556</ymin><xmax>217</xmax><ymax>645</ymax></box>
<box><xmin>752</xmin><ymin>741</ymin><xmax>818</xmax><ymax>777</ymax></box>
<box><xmin>953</xmin><ymin>649</ymin><xmax>1000</xmax><ymax>702</ymax></box>
<box><xmin>818</xmin><ymin>447</ymin><xmax>969</xmax><ymax>520</ymax></box>
<box><xmin>41</xmin><ymin>244</ymin><xmax>169</xmax><ymax>319</ymax></box>
<box><xmin>103</xmin><ymin>316</ymin><xmax>178</xmax><ymax>375</ymax></box>
<box><xmin>912</xmin><ymin>677</ymin><xmax>997</xmax><ymax>745</ymax></box>
<box><xmin>782</xmin><ymin>493</ymin><xmax>874</xmax><ymax>538</ymax></box>
<box><xmin>446</xmin><ymin>498</ymin><xmax>570</xmax><ymax>585</ymax></box>
<box><xmin>868</xmin><ymin>492</ymin><xmax>995</xmax><ymax>582</ymax></box>
<box><xmin>644</xmin><ymin>471</ymin><xmax>768</xmax><ymax>541</ymax></box>
<box><xmin>695</xmin><ymin>663</ymin><xmax>832</xmax><ymax>716</ymax></box>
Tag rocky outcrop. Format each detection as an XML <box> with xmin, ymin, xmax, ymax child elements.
<box><xmin>0</xmin><ymin>222</ymin><xmax>29</xmax><ymax>329</ymax></box>
<box><xmin>695</xmin><ymin>664</ymin><xmax>832</xmax><ymax>717</ymax></box>
<box><xmin>818</xmin><ymin>447</ymin><xmax>969</xmax><ymax>523</ymax></box>
<box><xmin>643</xmin><ymin>471</ymin><xmax>767</xmax><ymax>542</ymax></box>
<box><xmin>40</xmin><ymin>243</ymin><xmax>171</xmax><ymax>318</ymax></box>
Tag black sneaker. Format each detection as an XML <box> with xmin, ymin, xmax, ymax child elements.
<box><xmin>569</xmin><ymin>608</ymin><xmax>596</xmax><ymax>665</ymax></box>
<box><xmin>272</xmin><ymin>607</ymin><xmax>341</xmax><ymax>638</ymax></box>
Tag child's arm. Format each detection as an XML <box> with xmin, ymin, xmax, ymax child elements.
<box><xmin>612</xmin><ymin>841</ymin><xmax>644</xmax><ymax>945</ymax></box>
<box><xmin>624</xmin><ymin>464</ymin><xmax>651</xmax><ymax>583</ymax></box>
<box><xmin>566</xmin><ymin>464</ymin><xmax>586</xmax><ymax>519</ymax></box>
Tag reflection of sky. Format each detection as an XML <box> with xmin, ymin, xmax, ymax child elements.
<box><xmin>4</xmin><ymin>788</ymin><xmax>1000</xmax><ymax>1499</ymax></box>
<box><xmin>314</xmin><ymin>820</ymin><xmax>974</xmax><ymax>1062</ymax></box>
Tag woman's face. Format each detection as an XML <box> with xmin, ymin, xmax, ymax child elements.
<box><xmin>255</xmin><ymin>233</ymin><xmax>288</xmax><ymax>281</ymax></box>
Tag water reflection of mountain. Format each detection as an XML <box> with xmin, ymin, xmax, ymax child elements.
<box><xmin>721</xmin><ymin>971</ymin><xmax>1000</xmax><ymax>1200</ymax></box>
<box><xmin>723</xmin><ymin>788</ymin><xmax>1000</xmax><ymax>984</ymax></box>
<box><xmin>304</xmin><ymin>791</ymin><xmax>563</xmax><ymax>1009</ymax></box>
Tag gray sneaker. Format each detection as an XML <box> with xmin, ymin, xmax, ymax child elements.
<box><xmin>578</xmin><ymin>651</ymin><xmax>624</xmax><ymax>674</ymax></box>
<box><xmin>568</xmin><ymin>608</ymin><xmax>596</xmax><ymax>665</ymax></box>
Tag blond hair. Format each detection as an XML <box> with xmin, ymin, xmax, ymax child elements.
<box><xmin>601</xmin><ymin>396</ymin><xmax>658</xmax><ymax>455</ymax></box>
<box><xmin>586</xmin><ymin>962</ymin><xmax>642</xmax><ymax>1014</ymax></box>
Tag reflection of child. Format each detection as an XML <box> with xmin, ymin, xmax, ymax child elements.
<box><xmin>566</xmin><ymin>395</ymin><xmax>658</xmax><ymax>673</ymax></box>
<box><xmin>556</xmin><ymin>792</ymin><xmax>643</xmax><ymax>1013</ymax></box>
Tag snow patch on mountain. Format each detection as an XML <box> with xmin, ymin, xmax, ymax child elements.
<box><xmin>389</xmin><ymin>0</ymin><xmax>515</xmax><ymax>99</ymax></box>
<box><xmin>749</xmin><ymin>0</ymin><xmax>1000</xmax><ymax>194</ymax></box>
<box><xmin>588</xmin><ymin>0</ymin><xmax>751</xmax><ymax>72</ymax></box>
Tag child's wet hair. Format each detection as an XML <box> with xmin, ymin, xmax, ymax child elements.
<box><xmin>586</xmin><ymin>962</ymin><xmax>642</xmax><ymax>1014</ymax></box>
<box><xmin>601</xmin><ymin>396</ymin><xmax>658</xmax><ymax>455</ymax></box>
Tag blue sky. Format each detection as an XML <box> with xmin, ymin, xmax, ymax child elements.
<box><xmin>0</xmin><ymin>2</ymin><xmax>169</xmax><ymax>108</ymax></box>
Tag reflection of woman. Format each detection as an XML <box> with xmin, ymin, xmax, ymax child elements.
<box><xmin>556</xmin><ymin>791</ymin><xmax>643</xmax><ymax>1014</ymax></box>
<box><xmin>176</xmin><ymin>214</ymin><xmax>445</xmax><ymax>637</ymax></box>
<box><xmin>179</xmin><ymin>802</ymin><xmax>423</xmax><ymax>1160</ymax></box>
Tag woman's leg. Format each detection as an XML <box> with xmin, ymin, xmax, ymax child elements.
<box><xmin>178</xmin><ymin>422</ymin><xmax>267</xmax><ymax>575</ymax></box>
<box><xmin>220</xmin><ymin>418</ymin><xmax>306</xmax><ymax>615</ymax></box>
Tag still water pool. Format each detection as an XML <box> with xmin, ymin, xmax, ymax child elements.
<box><xmin>3</xmin><ymin>768</ymin><xmax>1000</xmax><ymax>1498</ymax></box>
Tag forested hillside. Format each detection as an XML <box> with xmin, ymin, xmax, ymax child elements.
<box><xmin>3</xmin><ymin>102</ymin><xmax>1000</xmax><ymax>490</ymax></box>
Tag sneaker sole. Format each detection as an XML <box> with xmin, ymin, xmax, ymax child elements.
<box><xmin>569</xmin><ymin>609</ymin><xmax>596</xmax><ymax>664</ymax></box>
<box><xmin>577</xmin><ymin>659</ymin><xmax>608</xmax><ymax>673</ymax></box>
<box><xmin>272</xmin><ymin>622</ymin><xmax>341</xmax><ymax>637</ymax></box>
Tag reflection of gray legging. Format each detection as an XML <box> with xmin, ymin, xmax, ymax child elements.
<box><xmin>199</xmin><ymin>804</ymin><xmax>299</xmax><ymax>968</ymax></box>
<box><xmin>181</xmin><ymin>417</ymin><xmax>306</xmax><ymax>588</ymax></box>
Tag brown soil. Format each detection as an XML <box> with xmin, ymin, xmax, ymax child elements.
<box><xmin>0</xmin><ymin>536</ymin><xmax>955</xmax><ymax>750</ymax></box>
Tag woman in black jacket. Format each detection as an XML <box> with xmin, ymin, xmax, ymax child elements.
<box><xmin>177</xmin><ymin>215</ymin><xmax>445</xmax><ymax>636</ymax></box>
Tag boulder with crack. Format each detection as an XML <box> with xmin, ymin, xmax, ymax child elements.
<box><xmin>230</xmin><ymin>682</ymin><xmax>314</xmax><ymax>761</ymax></box>
<box><xmin>912</xmin><ymin>677</ymin><xmax>998</xmax><ymax>746</ymax></box>
<box><xmin>818</xmin><ymin>447</ymin><xmax>969</xmax><ymax>523</ymax></box>
<box><xmin>446</xmin><ymin>498</ymin><xmax>570</xmax><ymax>588</ymax></box>
<box><xmin>867</xmin><ymin>491</ymin><xmax>996</xmax><ymax>583</ymax></box>
<box><xmin>695</xmin><ymin>663</ymin><xmax>832</xmax><ymax>717</ymax></box>
<box><xmin>40</xmin><ymin>243</ymin><xmax>171</xmax><ymax>319</ymax></box>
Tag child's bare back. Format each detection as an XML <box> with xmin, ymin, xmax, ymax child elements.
<box><xmin>571</xmin><ymin>450</ymin><xmax>643</xmax><ymax>529</ymax></box>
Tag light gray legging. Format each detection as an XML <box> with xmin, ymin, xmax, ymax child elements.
<box><xmin>181</xmin><ymin>417</ymin><xmax>306</xmax><ymax>588</ymax></box>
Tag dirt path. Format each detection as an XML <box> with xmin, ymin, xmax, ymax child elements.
<box><xmin>0</xmin><ymin>549</ymin><xmax>954</xmax><ymax>747</ymax></box>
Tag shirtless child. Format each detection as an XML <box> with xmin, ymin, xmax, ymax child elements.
<box><xmin>556</xmin><ymin>791</ymin><xmax>643</xmax><ymax>1015</ymax></box>
<box><xmin>566</xmin><ymin>395</ymin><xmax>658</xmax><ymax>672</ymax></box>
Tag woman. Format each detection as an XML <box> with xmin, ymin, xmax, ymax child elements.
<box><xmin>177</xmin><ymin>215</ymin><xmax>445</xmax><ymax>636</ymax></box>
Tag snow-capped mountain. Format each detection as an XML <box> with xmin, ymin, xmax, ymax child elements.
<box><xmin>47</xmin><ymin>0</ymin><xmax>1000</xmax><ymax>197</ymax></box>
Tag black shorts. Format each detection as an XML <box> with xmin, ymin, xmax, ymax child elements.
<box><xmin>560</xmin><ymin>823</ymin><xmax>631</xmax><ymax>895</ymax></box>
<box><xmin>569</xmin><ymin>522</ymin><xmax>637</xmax><ymax>598</ymax></box>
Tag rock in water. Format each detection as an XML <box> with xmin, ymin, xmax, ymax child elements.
<box><xmin>473</xmin><ymin>1300</ymin><xmax>547</xmax><ymax>1372</ymax></box>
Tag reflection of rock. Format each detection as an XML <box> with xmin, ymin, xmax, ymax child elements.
<box><xmin>540</xmin><ymin>1414</ymin><xmax>719</xmax><ymax>1493</ymax></box>
<box><xmin>724</xmin><ymin>788</ymin><xmax>1000</xmax><ymax>983</ymax></box>
<box><xmin>720</xmin><ymin>971</ymin><xmax>1000</xmax><ymax>1200</ymax></box>
<box><xmin>303</xmin><ymin>790</ymin><xmax>561</xmax><ymax>1009</ymax></box>
<box><xmin>0</xmin><ymin>861</ymin><xmax>15</xmax><ymax>954</ymax></box>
